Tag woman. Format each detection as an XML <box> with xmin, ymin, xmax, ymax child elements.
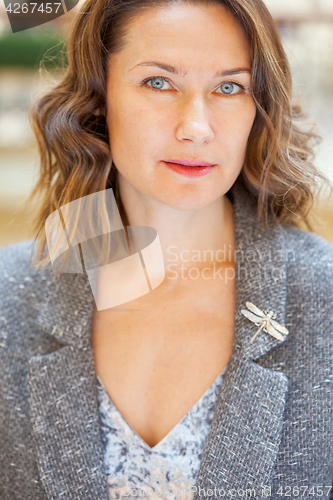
<box><xmin>0</xmin><ymin>0</ymin><xmax>332</xmax><ymax>498</ymax></box>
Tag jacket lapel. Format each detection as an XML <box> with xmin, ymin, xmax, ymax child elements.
<box><xmin>28</xmin><ymin>175</ymin><xmax>290</xmax><ymax>499</ymax></box>
<box><xmin>28</xmin><ymin>268</ymin><xmax>109</xmax><ymax>500</ymax></box>
<box><xmin>192</xmin><ymin>357</ymin><xmax>288</xmax><ymax>495</ymax></box>
<box><xmin>28</xmin><ymin>345</ymin><xmax>109</xmax><ymax>500</ymax></box>
<box><xmin>193</xmin><ymin>177</ymin><xmax>290</xmax><ymax>495</ymax></box>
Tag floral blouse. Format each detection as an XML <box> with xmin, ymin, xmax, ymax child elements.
<box><xmin>96</xmin><ymin>366</ymin><xmax>226</xmax><ymax>500</ymax></box>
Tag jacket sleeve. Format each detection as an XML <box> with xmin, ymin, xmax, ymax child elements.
<box><xmin>0</xmin><ymin>241</ymin><xmax>53</xmax><ymax>500</ymax></box>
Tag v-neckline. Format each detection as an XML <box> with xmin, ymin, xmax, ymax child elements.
<box><xmin>96</xmin><ymin>366</ymin><xmax>226</xmax><ymax>451</ymax></box>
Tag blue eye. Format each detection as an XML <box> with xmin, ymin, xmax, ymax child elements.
<box><xmin>218</xmin><ymin>82</ymin><xmax>243</xmax><ymax>95</ymax></box>
<box><xmin>141</xmin><ymin>76</ymin><xmax>245</xmax><ymax>94</ymax></box>
<box><xmin>147</xmin><ymin>77</ymin><xmax>171</xmax><ymax>90</ymax></box>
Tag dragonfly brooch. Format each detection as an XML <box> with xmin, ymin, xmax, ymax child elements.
<box><xmin>241</xmin><ymin>302</ymin><xmax>289</xmax><ymax>343</ymax></box>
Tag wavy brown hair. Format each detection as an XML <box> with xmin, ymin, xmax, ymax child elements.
<box><xmin>27</xmin><ymin>0</ymin><xmax>332</xmax><ymax>271</ymax></box>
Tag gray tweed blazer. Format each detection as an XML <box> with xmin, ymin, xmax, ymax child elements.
<box><xmin>0</xmin><ymin>176</ymin><xmax>333</xmax><ymax>500</ymax></box>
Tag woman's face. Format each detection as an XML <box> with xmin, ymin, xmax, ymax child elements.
<box><xmin>105</xmin><ymin>2</ymin><xmax>256</xmax><ymax>212</ymax></box>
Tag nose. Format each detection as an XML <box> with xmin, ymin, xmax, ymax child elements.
<box><xmin>175</xmin><ymin>96</ymin><xmax>214</xmax><ymax>144</ymax></box>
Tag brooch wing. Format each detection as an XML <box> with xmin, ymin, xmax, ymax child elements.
<box><xmin>270</xmin><ymin>318</ymin><xmax>289</xmax><ymax>335</ymax></box>
<box><xmin>240</xmin><ymin>308</ymin><xmax>263</xmax><ymax>325</ymax></box>
<box><xmin>245</xmin><ymin>302</ymin><xmax>265</xmax><ymax>317</ymax></box>
<box><xmin>265</xmin><ymin>322</ymin><xmax>285</xmax><ymax>341</ymax></box>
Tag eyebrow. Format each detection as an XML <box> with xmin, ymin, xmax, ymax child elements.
<box><xmin>129</xmin><ymin>61</ymin><xmax>251</xmax><ymax>78</ymax></box>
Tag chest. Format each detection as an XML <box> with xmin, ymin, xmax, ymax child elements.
<box><xmin>91</xmin><ymin>279</ymin><xmax>235</xmax><ymax>447</ymax></box>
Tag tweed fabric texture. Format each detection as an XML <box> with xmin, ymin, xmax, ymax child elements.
<box><xmin>0</xmin><ymin>175</ymin><xmax>333</xmax><ymax>500</ymax></box>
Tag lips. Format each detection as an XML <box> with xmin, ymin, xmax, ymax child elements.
<box><xmin>164</xmin><ymin>159</ymin><xmax>215</xmax><ymax>167</ymax></box>
<box><xmin>161</xmin><ymin>161</ymin><xmax>215</xmax><ymax>178</ymax></box>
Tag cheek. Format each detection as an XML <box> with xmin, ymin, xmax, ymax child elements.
<box><xmin>216</xmin><ymin>102</ymin><xmax>256</xmax><ymax>155</ymax></box>
<box><xmin>107</xmin><ymin>98</ymin><xmax>170</xmax><ymax>158</ymax></box>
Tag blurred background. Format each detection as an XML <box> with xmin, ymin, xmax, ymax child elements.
<box><xmin>0</xmin><ymin>0</ymin><xmax>332</xmax><ymax>248</ymax></box>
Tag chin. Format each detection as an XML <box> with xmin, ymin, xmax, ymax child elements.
<box><xmin>155</xmin><ymin>191</ymin><xmax>219</xmax><ymax>212</ymax></box>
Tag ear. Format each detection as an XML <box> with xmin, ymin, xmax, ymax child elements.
<box><xmin>93</xmin><ymin>108</ymin><xmax>105</xmax><ymax>117</ymax></box>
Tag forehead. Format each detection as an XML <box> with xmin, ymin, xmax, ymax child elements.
<box><xmin>111</xmin><ymin>2</ymin><xmax>252</xmax><ymax>74</ymax></box>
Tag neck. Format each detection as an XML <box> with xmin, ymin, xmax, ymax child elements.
<box><xmin>117</xmin><ymin>176</ymin><xmax>235</xmax><ymax>284</ymax></box>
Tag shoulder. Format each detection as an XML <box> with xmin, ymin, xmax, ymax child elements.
<box><xmin>0</xmin><ymin>240</ymin><xmax>60</xmax><ymax>360</ymax></box>
<box><xmin>0</xmin><ymin>239</ymin><xmax>52</xmax><ymax>309</ymax></box>
<box><xmin>278</xmin><ymin>225</ymin><xmax>333</xmax><ymax>350</ymax></box>
<box><xmin>0</xmin><ymin>238</ymin><xmax>34</xmax><ymax>268</ymax></box>
<box><xmin>281</xmin><ymin>223</ymin><xmax>333</xmax><ymax>261</ymax></box>
<box><xmin>280</xmin><ymin>224</ymin><xmax>333</xmax><ymax>295</ymax></box>
<box><xmin>0</xmin><ymin>238</ymin><xmax>40</xmax><ymax>281</ymax></box>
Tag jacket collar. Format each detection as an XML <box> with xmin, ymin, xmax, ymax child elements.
<box><xmin>29</xmin><ymin>175</ymin><xmax>289</xmax><ymax>499</ymax></box>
